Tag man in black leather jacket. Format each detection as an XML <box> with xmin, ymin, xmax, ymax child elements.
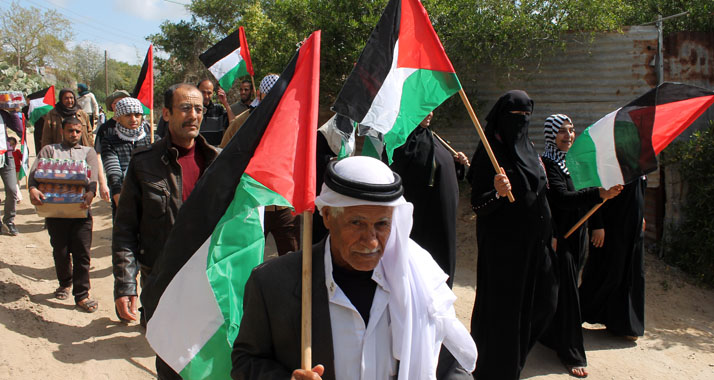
<box><xmin>112</xmin><ymin>83</ymin><xmax>219</xmax><ymax>324</ymax></box>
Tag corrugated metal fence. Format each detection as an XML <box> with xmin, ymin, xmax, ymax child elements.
<box><xmin>439</xmin><ymin>26</ymin><xmax>659</xmax><ymax>155</ymax></box>
<box><xmin>438</xmin><ymin>26</ymin><xmax>714</xmax><ymax>244</ymax></box>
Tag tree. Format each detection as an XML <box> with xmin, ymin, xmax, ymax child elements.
<box><xmin>149</xmin><ymin>18</ymin><xmax>216</xmax><ymax>107</ymax></box>
<box><xmin>0</xmin><ymin>1</ymin><xmax>73</xmax><ymax>72</ymax></box>
<box><xmin>150</xmin><ymin>0</ymin><xmax>714</xmax><ymax>107</ymax></box>
<box><xmin>71</xmin><ymin>42</ymin><xmax>104</xmax><ymax>85</ymax></box>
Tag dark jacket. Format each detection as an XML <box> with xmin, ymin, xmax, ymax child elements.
<box><xmin>231</xmin><ymin>240</ymin><xmax>473</xmax><ymax>380</ymax></box>
<box><xmin>111</xmin><ymin>133</ymin><xmax>218</xmax><ymax>299</ymax></box>
<box><xmin>100</xmin><ymin>122</ymin><xmax>155</xmax><ymax>196</ymax></box>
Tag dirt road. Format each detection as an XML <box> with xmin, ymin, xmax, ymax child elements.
<box><xmin>1</xmin><ymin>176</ymin><xmax>713</xmax><ymax>379</ymax></box>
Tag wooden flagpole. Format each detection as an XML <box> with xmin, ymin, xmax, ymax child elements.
<box><xmin>564</xmin><ymin>201</ymin><xmax>605</xmax><ymax>239</ymax></box>
<box><xmin>433</xmin><ymin>131</ymin><xmax>469</xmax><ymax>168</ymax></box>
<box><xmin>301</xmin><ymin>211</ymin><xmax>313</xmax><ymax>370</ymax></box>
<box><xmin>458</xmin><ymin>89</ymin><xmax>515</xmax><ymax>202</ymax></box>
<box><xmin>149</xmin><ymin>108</ymin><xmax>154</xmax><ymax>143</ymax></box>
<box><xmin>250</xmin><ymin>75</ymin><xmax>257</xmax><ymax>100</ymax></box>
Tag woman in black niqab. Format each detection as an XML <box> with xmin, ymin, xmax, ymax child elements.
<box><xmin>467</xmin><ymin>90</ymin><xmax>558</xmax><ymax>380</ymax></box>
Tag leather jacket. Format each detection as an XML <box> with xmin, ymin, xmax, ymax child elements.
<box><xmin>112</xmin><ymin>133</ymin><xmax>218</xmax><ymax>299</ymax></box>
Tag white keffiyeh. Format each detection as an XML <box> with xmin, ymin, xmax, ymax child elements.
<box><xmin>314</xmin><ymin>156</ymin><xmax>477</xmax><ymax>379</ymax></box>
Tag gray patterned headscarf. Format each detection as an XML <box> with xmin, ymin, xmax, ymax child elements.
<box><xmin>542</xmin><ymin>114</ymin><xmax>572</xmax><ymax>175</ymax></box>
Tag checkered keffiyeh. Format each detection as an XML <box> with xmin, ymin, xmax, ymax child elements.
<box><xmin>259</xmin><ymin>74</ymin><xmax>279</xmax><ymax>94</ymax></box>
<box><xmin>114</xmin><ymin>97</ymin><xmax>144</xmax><ymax>117</ymax></box>
<box><xmin>542</xmin><ymin>113</ymin><xmax>572</xmax><ymax>175</ymax></box>
<box><xmin>250</xmin><ymin>74</ymin><xmax>280</xmax><ymax>107</ymax></box>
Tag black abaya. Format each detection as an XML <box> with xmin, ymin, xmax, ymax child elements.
<box><xmin>579</xmin><ymin>177</ymin><xmax>646</xmax><ymax>337</ymax></box>
<box><xmin>467</xmin><ymin>90</ymin><xmax>558</xmax><ymax>380</ymax></box>
<box><xmin>390</xmin><ymin>126</ymin><xmax>460</xmax><ymax>287</ymax></box>
<box><xmin>539</xmin><ymin>157</ymin><xmax>603</xmax><ymax>367</ymax></box>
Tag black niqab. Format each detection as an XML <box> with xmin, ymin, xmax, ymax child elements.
<box><xmin>471</xmin><ymin>90</ymin><xmax>546</xmax><ymax>201</ymax></box>
<box><xmin>55</xmin><ymin>88</ymin><xmax>79</xmax><ymax>119</ymax></box>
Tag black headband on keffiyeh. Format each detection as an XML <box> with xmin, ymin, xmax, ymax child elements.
<box><xmin>542</xmin><ymin>113</ymin><xmax>573</xmax><ymax>175</ymax></box>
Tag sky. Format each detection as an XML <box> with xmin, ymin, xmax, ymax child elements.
<box><xmin>13</xmin><ymin>0</ymin><xmax>192</xmax><ymax>65</ymax></box>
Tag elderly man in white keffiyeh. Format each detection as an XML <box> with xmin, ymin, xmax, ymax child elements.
<box><xmin>232</xmin><ymin>156</ymin><xmax>477</xmax><ymax>380</ymax></box>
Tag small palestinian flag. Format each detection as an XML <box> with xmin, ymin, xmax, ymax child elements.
<box><xmin>18</xmin><ymin>113</ymin><xmax>30</xmax><ymax>181</ymax></box>
<box><xmin>318</xmin><ymin>113</ymin><xmax>356</xmax><ymax>159</ymax></box>
<box><xmin>199</xmin><ymin>26</ymin><xmax>254</xmax><ymax>91</ymax></box>
<box><xmin>26</xmin><ymin>86</ymin><xmax>55</xmax><ymax>179</ymax></box>
<box><xmin>567</xmin><ymin>82</ymin><xmax>714</xmax><ymax>190</ymax></box>
<box><xmin>132</xmin><ymin>45</ymin><xmax>153</xmax><ymax>115</ymax></box>
<box><xmin>141</xmin><ymin>31</ymin><xmax>320</xmax><ymax>379</ymax></box>
<box><xmin>332</xmin><ymin>0</ymin><xmax>460</xmax><ymax>162</ymax></box>
<box><xmin>359</xmin><ymin>125</ymin><xmax>385</xmax><ymax>159</ymax></box>
<box><xmin>27</xmin><ymin>86</ymin><xmax>55</xmax><ymax>126</ymax></box>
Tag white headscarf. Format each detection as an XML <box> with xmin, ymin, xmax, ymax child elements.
<box><xmin>315</xmin><ymin>156</ymin><xmax>477</xmax><ymax>379</ymax></box>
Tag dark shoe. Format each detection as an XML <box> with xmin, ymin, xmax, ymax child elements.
<box><xmin>76</xmin><ymin>297</ymin><xmax>99</xmax><ymax>313</ymax></box>
<box><xmin>54</xmin><ymin>286</ymin><xmax>71</xmax><ymax>300</ymax></box>
<box><xmin>6</xmin><ymin>223</ymin><xmax>18</xmax><ymax>236</ymax></box>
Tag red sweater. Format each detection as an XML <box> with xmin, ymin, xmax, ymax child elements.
<box><xmin>175</xmin><ymin>142</ymin><xmax>205</xmax><ymax>201</ymax></box>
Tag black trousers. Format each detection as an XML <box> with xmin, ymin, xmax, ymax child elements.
<box><xmin>264</xmin><ymin>207</ymin><xmax>300</xmax><ymax>256</ymax></box>
<box><xmin>156</xmin><ymin>356</ymin><xmax>182</xmax><ymax>379</ymax></box>
<box><xmin>46</xmin><ymin>215</ymin><xmax>93</xmax><ymax>302</ymax></box>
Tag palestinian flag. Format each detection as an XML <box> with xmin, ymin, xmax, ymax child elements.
<box><xmin>200</xmin><ymin>26</ymin><xmax>254</xmax><ymax>90</ymax></box>
<box><xmin>332</xmin><ymin>0</ymin><xmax>460</xmax><ymax>162</ymax></box>
<box><xmin>18</xmin><ymin>113</ymin><xmax>30</xmax><ymax>181</ymax></box>
<box><xmin>27</xmin><ymin>86</ymin><xmax>55</xmax><ymax>126</ymax></box>
<box><xmin>567</xmin><ymin>82</ymin><xmax>714</xmax><ymax>190</ymax></box>
<box><xmin>132</xmin><ymin>45</ymin><xmax>153</xmax><ymax>115</ymax></box>
<box><xmin>26</xmin><ymin>86</ymin><xmax>55</xmax><ymax>179</ymax></box>
<box><xmin>318</xmin><ymin>113</ymin><xmax>356</xmax><ymax>159</ymax></box>
<box><xmin>359</xmin><ymin>127</ymin><xmax>385</xmax><ymax>160</ymax></box>
<box><xmin>141</xmin><ymin>31</ymin><xmax>320</xmax><ymax>379</ymax></box>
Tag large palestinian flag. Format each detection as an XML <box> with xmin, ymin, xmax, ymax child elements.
<box><xmin>132</xmin><ymin>45</ymin><xmax>153</xmax><ymax>115</ymax></box>
<box><xmin>332</xmin><ymin>0</ymin><xmax>460</xmax><ymax>161</ymax></box>
<box><xmin>567</xmin><ymin>82</ymin><xmax>714</xmax><ymax>190</ymax></box>
<box><xmin>199</xmin><ymin>26</ymin><xmax>254</xmax><ymax>90</ymax></box>
<box><xmin>141</xmin><ymin>31</ymin><xmax>320</xmax><ymax>379</ymax></box>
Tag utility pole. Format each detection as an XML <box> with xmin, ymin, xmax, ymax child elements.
<box><xmin>644</xmin><ymin>11</ymin><xmax>689</xmax><ymax>85</ymax></box>
<box><xmin>105</xmin><ymin>50</ymin><xmax>109</xmax><ymax>98</ymax></box>
<box><xmin>656</xmin><ymin>15</ymin><xmax>664</xmax><ymax>85</ymax></box>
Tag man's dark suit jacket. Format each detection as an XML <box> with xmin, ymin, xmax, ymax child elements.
<box><xmin>231</xmin><ymin>239</ymin><xmax>473</xmax><ymax>380</ymax></box>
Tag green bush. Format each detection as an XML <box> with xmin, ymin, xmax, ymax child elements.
<box><xmin>662</xmin><ymin>121</ymin><xmax>714</xmax><ymax>286</ymax></box>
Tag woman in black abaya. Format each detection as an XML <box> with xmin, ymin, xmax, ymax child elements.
<box><xmin>467</xmin><ymin>90</ymin><xmax>558</xmax><ymax>380</ymax></box>
<box><xmin>390</xmin><ymin>111</ymin><xmax>468</xmax><ymax>287</ymax></box>
<box><xmin>579</xmin><ymin>176</ymin><xmax>646</xmax><ymax>340</ymax></box>
<box><xmin>538</xmin><ymin>114</ymin><xmax>621</xmax><ymax>378</ymax></box>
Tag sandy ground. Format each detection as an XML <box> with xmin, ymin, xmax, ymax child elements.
<box><xmin>1</xmin><ymin>158</ymin><xmax>713</xmax><ymax>379</ymax></box>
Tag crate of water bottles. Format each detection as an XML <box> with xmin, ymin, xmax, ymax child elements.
<box><xmin>34</xmin><ymin>158</ymin><xmax>91</xmax><ymax>185</ymax></box>
<box><xmin>36</xmin><ymin>183</ymin><xmax>86</xmax><ymax>204</ymax></box>
<box><xmin>35</xmin><ymin>182</ymin><xmax>88</xmax><ymax>218</ymax></box>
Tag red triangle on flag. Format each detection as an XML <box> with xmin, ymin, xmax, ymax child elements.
<box><xmin>652</xmin><ymin>95</ymin><xmax>714</xmax><ymax>154</ymax></box>
<box><xmin>397</xmin><ymin>0</ymin><xmax>456</xmax><ymax>73</ymax></box>
<box><xmin>244</xmin><ymin>31</ymin><xmax>320</xmax><ymax>214</ymax></box>
<box><xmin>43</xmin><ymin>86</ymin><xmax>56</xmax><ymax>106</ymax></box>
